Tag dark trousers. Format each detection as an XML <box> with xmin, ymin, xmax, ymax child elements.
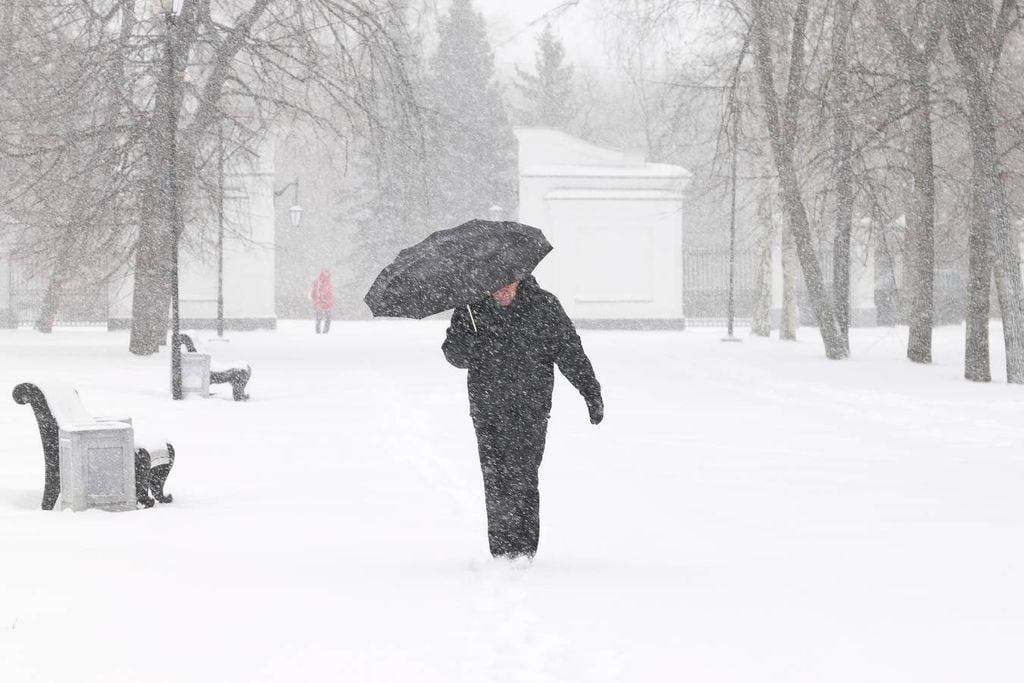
<box><xmin>315</xmin><ymin>310</ymin><xmax>331</xmax><ymax>334</ymax></box>
<box><xmin>472</xmin><ymin>413</ymin><xmax>549</xmax><ymax>559</ymax></box>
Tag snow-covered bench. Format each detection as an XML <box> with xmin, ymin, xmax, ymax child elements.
<box><xmin>12</xmin><ymin>382</ymin><xmax>174</xmax><ymax>510</ymax></box>
<box><xmin>180</xmin><ymin>333</ymin><xmax>251</xmax><ymax>401</ymax></box>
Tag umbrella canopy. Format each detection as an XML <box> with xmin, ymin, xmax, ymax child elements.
<box><xmin>364</xmin><ymin>219</ymin><xmax>552</xmax><ymax>319</ymax></box>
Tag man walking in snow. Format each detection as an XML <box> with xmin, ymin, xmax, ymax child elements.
<box><xmin>443</xmin><ymin>275</ymin><xmax>603</xmax><ymax>564</ymax></box>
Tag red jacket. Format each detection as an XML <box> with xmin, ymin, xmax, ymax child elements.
<box><xmin>310</xmin><ymin>270</ymin><xmax>333</xmax><ymax>311</ymax></box>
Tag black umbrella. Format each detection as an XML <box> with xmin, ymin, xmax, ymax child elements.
<box><xmin>364</xmin><ymin>218</ymin><xmax>552</xmax><ymax>322</ymax></box>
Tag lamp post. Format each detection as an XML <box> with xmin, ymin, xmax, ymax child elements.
<box><xmin>723</xmin><ymin>81</ymin><xmax>742</xmax><ymax>342</ymax></box>
<box><xmin>216</xmin><ymin>119</ymin><xmax>225</xmax><ymax>337</ymax></box>
<box><xmin>274</xmin><ymin>178</ymin><xmax>303</xmax><ymax>312</ymax></box>
<box><xmin>159</xmin><ymin>0</ymin><xmax>185</xmax><ymax>399</ymax></box>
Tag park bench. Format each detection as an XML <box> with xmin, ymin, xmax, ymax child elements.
<box><xmin>180</xmin><ymin>333</ymin><xmax>251</xmax><ymax>401</ymax></box>
<box><xmin>12</xmin><ymin>382</ymin><xmax>174</xmax><ymax>510</ymax></box>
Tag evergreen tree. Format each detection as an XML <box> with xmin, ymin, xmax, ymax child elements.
<box><xmin>427</xmin><ymin>0</ymin><xmax>516</xmax><ymax>227</ymax></box>
<box><xmin>339</xmin><ymin>126</ymin><xmax>435</xmax><ymax>318</ymax></box>
<box><xmin>514</xmin><ymin>24</ymin><xmax>576</xmax><ymax>129</ymax></box>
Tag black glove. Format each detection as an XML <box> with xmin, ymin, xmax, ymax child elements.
<box><xmin>586</xmin><ymin>395</ymin><xmax>604</xmax><ymax>425</ymax></box>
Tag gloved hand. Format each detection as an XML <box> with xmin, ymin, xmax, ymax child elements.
<box><xmin>586</xmin><ymin>395</ymin><xmax>604</xmax><ymax>425</ymax></box>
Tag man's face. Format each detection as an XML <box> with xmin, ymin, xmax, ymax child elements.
<box><xmin>492</xmin><ymin>281</ymin><xmax>519</xmax><ymax>306</ymax></box>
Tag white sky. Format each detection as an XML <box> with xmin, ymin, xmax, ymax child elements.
<box><xmin>467</xmin><ymin>0</ymin><xmax>718</xmax><ymax>83</ymax></box>
<box><xmin>472</xmin><ymin>0</ymin><xmax>614</xmax><ymax>73</ymax></box>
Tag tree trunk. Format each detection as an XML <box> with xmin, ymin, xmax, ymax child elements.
<box><xmin>129</xmin><ymin>145</ymin><xmax>173</xmax><ymax>355</ymax></box>
<box><xmin>972</xmin><ymin>106</ymin><xmax>1024</xmax><ymax>382</ymax></box>
<box><xmin>781</xmin><ymin>220</ymin><xmax>800</xmax><ymax>340</ymax></box>
<box><xmin>34</xmin><ymin>219</ymin><xmax>80</xmax><ymax>334</ymax></box>
<box><xmin>752</xmin><ymin>0</ymin><xmax>847</xmax><ymax>359</ymax></box>
<box><xmin>872</xmin><ymin>0</ymin><xmax>942</xmax><ymax>363</ymax></box>
<box><xmin>965</xmin><ymin>163</ymin><xmax>992</xmax><ymax>381</ymax></box>
<box><xmin>128</xmin><ymin>213</ymin><xmax>172</xmax><ymax>356</ymax></box>
<box><xmin>130</xmin><ymin>18</ymin><xmax>176</xmax><ymax>357</ymax></box>
<box><xmin>35</xmin><ymin>275</ymin><xmax>60</xmax><ymax>334</ymax></box>
<box><xmin>751</xmin><ymin>192</ymin><xmax>774</xmax><ymax>337</ymax></box>
<box><xmin>905</xmin><ymin>58</ymin><xmax>936</xmax><ymax>364</ymax></box>
<box><xmin>948</xmin><ymin>0</ymin><xmax>1024</xmax><ymax>383</ymax></box>
<box><xmin>831</xmin><ymin>0</ymin><xmax>854</xmax><ymax>344</ymax></box>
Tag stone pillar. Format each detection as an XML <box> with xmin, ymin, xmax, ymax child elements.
<box><xmin>770</xmin><ymin>212</ymin><xmax>783</xmax><ymax>327</ymax></box>
<box><xmin>750</xmin><ymin>198</ymin><xmax>775</xmax><ymax>337</ymax></box>
<box><xmin>0</xmin><ymin>244</ymin><xmax>14</xmax><ymax>328</ymax></box>
<box><xmin>849</xmin><ymin>218</ymin><xmax>877</xmax><ymax>326</ymax></box>
<box><xmin>770</xmin><ymin>212</ymin><xmax>799</xmax><ymax>337</ymax></box>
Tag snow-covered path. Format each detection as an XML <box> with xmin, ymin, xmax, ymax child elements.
<box><xmin>2</xmin><ymin>322</ymin><xmax>1023</xmax><ymax>682</ymax></box>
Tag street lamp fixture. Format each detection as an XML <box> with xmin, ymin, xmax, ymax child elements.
<box><xmin>158</xmin><ymin>0</ymin><xmax>184</xmax><ymax>16</ymax></box>
<box><xmin>275</xmin><ymin>177</ymin><xmax>303</xmax><ymax>228</ymax></box>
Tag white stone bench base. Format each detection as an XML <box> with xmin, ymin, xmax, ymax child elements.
<box><xmin>58</xmin><ymin>423</ymin><xmax>136</xmax><ymax>512</ymax></box>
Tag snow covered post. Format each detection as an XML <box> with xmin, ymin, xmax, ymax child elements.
<box><xmin>770</xmin><ymin>213</ymin><xmax>783</xmax><ymax>326</ymax></box>
<box><xmin>0</xmin><ymin>241</ymin><xmax>13</xmax><ymax>328</ymax></box>
<box><xmin>771</xmin><ymin>211</ymin><xmax>799</xmax><ymax>338</ymax></box>
<box><xmin>750</xmin><ymin>194</ymin><xmax>775</xmax><ymax>337</ymax></box>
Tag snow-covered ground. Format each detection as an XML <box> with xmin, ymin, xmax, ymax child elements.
<box><xmin>2</xmin><ymin>321</ymin><xmax>1023</xmax><ymax>682</ymax></box>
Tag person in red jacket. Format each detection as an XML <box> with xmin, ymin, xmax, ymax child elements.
<box><xmin>310</xmin><ymin>268</ymin><xmax>333</xmax><ymax>334</ymax></box>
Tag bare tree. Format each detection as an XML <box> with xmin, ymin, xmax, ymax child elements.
<box><xmin>599</xmin><ymin>0</ymin><xmax>1024</xmax><ymax>377</ymax></box>
<box><xmin>0</xmin><ymin>2</ymin><xmax>138</xmax><ymax>332</ymax></box>
<box><xmin>752</xmin><ymin>0</ymin><xmax>847</xmax><ymax>358</ymax></box>
<box><xmin>871</xmin><ymin>0</ymin><xmax>945</xmax><ymax>364</ymax></box>
<box><xmin>780</xmin><ymin>215</ymin><xmax>801</xmax><ymax>339</ymax></box>
<box><xmin>124</xmin><ymin>0</ymin><xmax>416</xmax><ymax>354</ymax></box>
<box><xmin>0</xmin><ymin>1</ymin><xmax>417</xmax><ymax>349</ymax></box>
<box><xmin>946</xmin><ymin>0</ymin><xmax>1024</xmax><ymax>382</ymax></box>
<box><xmin>831</xmin><ymin>0</ymin><xmax>856</xmax><ymax>343</ymax></box>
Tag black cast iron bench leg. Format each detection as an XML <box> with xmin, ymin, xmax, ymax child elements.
<box><xmin>181</xmin><ymin>334</ymin><xmax>251</xmax><ymax>401</ymax></box>
<box><xmin>134</xmin><ymin>444</ymin><xmax>174</xmax><ymax>507</ymax></box>
<box><xmin>12</xmin><ymin>383</ymin><xmax>61</xmax><ymax>510</ymax></box>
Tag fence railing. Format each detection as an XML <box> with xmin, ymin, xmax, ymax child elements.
<box><xmin>683</xmin><ymin>248</ymin><xmax>760</xmax><ymax>321</ymax></box>
<box><xmin>682</xmin><ymin>247</ymin><xmax>967</xmax><ymax>325</ymax></box>
<box><xmin>11</xmin><ymin>287</ymin><xmax>110</xmax><ymax>327</ymax></box>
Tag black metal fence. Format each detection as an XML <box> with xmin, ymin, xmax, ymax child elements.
<box><xmin>7</xmin><ymin>257</ymin><xmax>109</xmax><ymax>327</ymax></box>
<box><xmin>682</xmin><ymin>247</ymin><xmax>968</xmax><ymax>325</ymax></box>
<box><xmin>10</xmin><ymin>288</ymin><xmax>109</xmax><ymax>327</ymax></box>
<box><xmin>682</xmin><ymin>248</ymin><xmax>760</xmax><ymax>321</ymax></box>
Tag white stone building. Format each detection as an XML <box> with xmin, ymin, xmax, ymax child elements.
<box><xmin>515</xmin><ymin>128</ymin><xmax>691</xmax><ymax>328</ymax></box>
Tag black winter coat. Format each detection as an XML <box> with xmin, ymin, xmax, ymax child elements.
<box><xmin>442</xmin><ymin>276</ymin><xmax>601</xmax><ymax>420</ymax></box>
